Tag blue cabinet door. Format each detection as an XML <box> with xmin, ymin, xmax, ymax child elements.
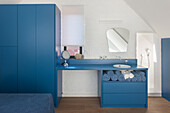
<box><xmin>18</xmin><ymin>5</ymin><xmax>37</xmax><ymax>92</ymax></box>
<box><xmin>0</xmin><ymin>5</ymin><xmax>17</xmax><ymax>46</ymax></box>
<box><xmin>36</xmin><ymin>5</ymin><xmax>55</xmax><ymax>96</ymax></box>
<box><xmin>0</xmin><ymin>47</ymin><xmax>17</xmax><ymax>92</ymax></box>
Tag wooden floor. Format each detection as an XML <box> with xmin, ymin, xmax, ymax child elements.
<box><xmin>55</xmin><ymin>97</ymin><xmax>170</xmax><ymax>113</ymax></box>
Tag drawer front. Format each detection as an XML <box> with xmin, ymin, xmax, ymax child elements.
<box><xmin>103</xmin><ymin>94</ymin><xmax>146</xmax><ymax>105</ymax></box>
<box><xmin>103</xmin><ymin>82</ymin><xmax>146</xmax><ymax>93</ymax></box>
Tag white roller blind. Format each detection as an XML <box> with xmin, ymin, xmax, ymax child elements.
<box><xmin>62</xmin><ymin>5</ymin><xmax>84</xmax><ymax>46</ymax></box>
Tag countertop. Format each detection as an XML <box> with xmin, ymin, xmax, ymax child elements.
<box><xmin>56</xmin><ymin>64</ymin><xmax>148</xmax><ymax>70</ymax></box>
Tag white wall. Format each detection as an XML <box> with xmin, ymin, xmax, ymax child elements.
<box><xmin>136</xmin><ymin>33</ymin><xmax>161</xmax><ymax>96</ymax></box>
<box><xmin>61</xmin><ymin>0</ymin><xmax>154</xmax><ymax>97</ymax></box>
<box><xmin>62</xmin><ymin>70</ymin><xmax>98</xmax><ymax>97</ymax></box>
<box><xmin>83</xmin><ymin>0</ymin><xmax>153</xmax><ymax>59</ymax></box>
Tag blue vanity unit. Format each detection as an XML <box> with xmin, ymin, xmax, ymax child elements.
<box><xmin>0</xmin><ymin>4</ymin><xmax>61</xmax><ymax>106</ymax></box>
<box><xmin>56</xmin><ymin>59</ymin><xmax>148</xmax><ymax>108</ymax></box>
<box><xmin>162</xmin><ymin>38</ymin><xmax>170</xmax><ymax>101</ymax></box>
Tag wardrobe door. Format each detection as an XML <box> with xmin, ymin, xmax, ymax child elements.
<box><xmin>0</xmin><ymin>5</ymin><xmax>18</xmax><ymax>93</ymax></box>
<box><xmin>162</xmin><ymin>39</ymin><xmax>170</xmax><ymax>101</ymax></box>
<box><xmin>0</xmin><ymin>5</ymin><xmax>17</xmax><ymax>46</ymax></box>
<box><xmin>18</xmin><ymin>5</ymin><xmax>37</xmax><ymax>92</ymax></box>
<box><xmin>0</xmin><ymin>47</ymin><xmax>17</xmax><ymax>92</ymax></box>
<box><xmin>36</xmin><ymin>5</ymin><xmax>55</xmax><ymax>96</ymax></box>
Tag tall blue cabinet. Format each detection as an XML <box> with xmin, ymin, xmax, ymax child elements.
<box><xmin>162</xmin><ymin>38</ymin><xmax>170</xmax><ymax>101</ymax></box>
<box><xmin>0</xmin><ymin>4</ymin><xmax>61</xmax><ymax>105</ymax></box>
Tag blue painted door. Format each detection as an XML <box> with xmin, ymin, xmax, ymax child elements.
<box><xmin>18</xmin><ymin>5</ymin><xmax>37</xmax><ymax>92</ymax></box>
<box><xmin>0</xmin><ymin>5</ymin><xmax>17</xmax><ymax>46</ymax></box>
<box><xmin>162</xmin><ymin>39</ymin><xmax>170</xmax><ymax>101</ymax></box>
<box><xmin>36</xmin><ymin>5</ymin><xmax>55</xmax><ymax>97</ymax></box>
<box><xmin>0</xmin><ymin>47</ymin><xmax>17</xmax><ymax>92</ymax></box>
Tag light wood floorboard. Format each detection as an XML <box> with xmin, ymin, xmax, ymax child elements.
<box><xmin>55</xmin><ymin>97</ymin><xmax>170</xmax><ymax>113</ymax></box>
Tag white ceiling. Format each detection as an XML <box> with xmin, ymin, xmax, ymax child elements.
<box><xmin>125</xmin><ymin>0</ymin><xmax>170</xmax><ymax>38</ymax></box>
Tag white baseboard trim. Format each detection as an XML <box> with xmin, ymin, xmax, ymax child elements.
<box><xmin>62</xmin><ymin>95</ymin><xmax>98</xmax><ymax>97</ymax></box>
<box><xmin>62</xmin><ymin>93</ymin><xmax>162</xmax><ymax>97</ymax></box>
<box><xmin>148</xmin><ymin>93</ymin><xmax>162</xmax><ymax>97</ymax></box>
<box><xmin>62</xmin><ymin>93</ymin><xmax>98</xmax><ymax>97</ymax></box>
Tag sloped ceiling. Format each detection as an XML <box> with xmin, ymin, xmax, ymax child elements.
<box><xmin>125</xmin><ymin>0</ymin><xmax>170</xmax><ymax>38</ymax></box>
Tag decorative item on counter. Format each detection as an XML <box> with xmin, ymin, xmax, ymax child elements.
<box><xmin>63</xmin><ymin>46</ymin><xmax>83</xmax><ymax>59</ymax></box>
<box><xmin>75</xmin><ymin>54</ymin><xmax>83</xmax><ymax>59</ymax></box>
<box><xmin>61</xmin><ymin>50</ymin><xmax>70</xmax><ymax>67</ymax></box>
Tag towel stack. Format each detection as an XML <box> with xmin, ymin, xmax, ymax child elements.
<box><xmin>103</xmin><ymin>70</ymin><xmax>125</xmax><ymax>81</ymax></box>
<box><xmin>131</xmin><ymin>71</ymin><xmax>146</xmax><ymax>82</ymax></box>
<box><xmin>121</xmin><ymin>70</ymin><xmax>146</xmax><ymax>82</ymax></box>
<box><xmin>103</xmin><ymin>70</ymin><xmax>146</xmax><ymax>82</ymax></box>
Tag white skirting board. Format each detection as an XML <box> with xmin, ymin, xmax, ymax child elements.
<box><xmin>62</xmin><ymin>93</ymin><xmax>98</xmax><ymax>97</ymax></box>
<box><xmin>148</xmin><ymin>93</ymin><xmax>162</xmax><ymax>97</ymax></box>
<box><xmin>62</xmin><ymin>93</ymin><xmax>161</xmax><ymax>97</ymax></box>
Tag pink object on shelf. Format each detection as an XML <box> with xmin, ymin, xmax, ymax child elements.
<box><xmin>67</xmin><ymin>46</ymin><xmax>80</xmax><ymax>56</ymax></box>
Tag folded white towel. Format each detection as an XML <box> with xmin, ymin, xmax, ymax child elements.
<box><xmin>121</xmin><ymin>70</ymin><xmax>134</xmax><ymax>79</ymax></box>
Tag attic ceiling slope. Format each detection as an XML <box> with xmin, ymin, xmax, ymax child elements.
<box><xmin>125</xmin><ymin>0</ymin><xmax>170</xmax><ymax>38</ymax></box>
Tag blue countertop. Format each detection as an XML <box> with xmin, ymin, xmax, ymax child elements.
<box><xmin>56</xmin><ymin>64</ymin><xmax>148</xmax><ymax>70</ymax></box>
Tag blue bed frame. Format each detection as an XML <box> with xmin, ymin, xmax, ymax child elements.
<box><xmin>0</xmin><ymin>94</ymin><xmax>55</xmax><ymax>113</ymax></box>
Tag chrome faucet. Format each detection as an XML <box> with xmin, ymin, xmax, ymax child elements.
<box><xmin>115</xmin><ymin>56</ymin><xmax>121</xmax><ymax>59</ymax></box>
<box><xmin>125</xmin><ymin>59</ymin><xmax>128</xmax><ymax>64</ymax></box>
<box><xmin>99</xmin><ymin>56</ymin><xmax>107</xmax><ymax>59</ymax></box>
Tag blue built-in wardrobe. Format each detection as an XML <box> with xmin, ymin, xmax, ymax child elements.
<box><xmin>162</xmin><ymin>38</ymin><xmax>170</xmax><ymax>101</ymax></box>
<box><xmin>0</xmin><ymin>4</ymin><xmax>61</xmax><ymax>106</ymax></box>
